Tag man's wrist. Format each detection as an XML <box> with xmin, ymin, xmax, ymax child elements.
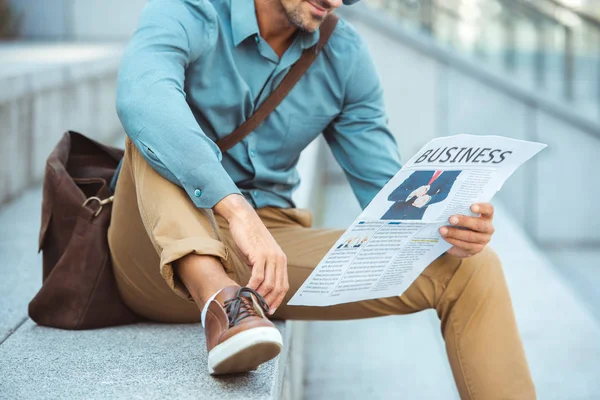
<box><xmin>213</xmin><ymin>193</ymin><xmax>253</xmax><ymax>223</ymax></box>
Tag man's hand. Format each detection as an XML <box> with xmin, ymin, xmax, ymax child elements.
<box><xmin>440</xmin><ymin>203</ymin><xmax>495</xmax><ymax>258</ymax></box>
<box><xmin>214</xmin><ymin>195</ymin><xmax>288</xmax><ymax>314</ymax></box>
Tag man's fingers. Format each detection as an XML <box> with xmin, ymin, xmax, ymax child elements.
<box><xmin>258</xmin><ymin>259</ymin><xmax>277</xmax><ymax>304</ymax></box>
<box><xmin>443</xmin><ymin>237</ymin><xmax>486</xmax><ymax>254</ymax></box>
<box><xmin>471</xmin><ymin>203</ymin><xmax>494</xmax><ymax>219</ymax></box>
<box><xmin>247</xmin><ymin>258</ymin><xmax>266</xmax><ymax>290</ymax></box>
<box><xmin>440</xmin><ymin>226</ymin><xmax>491</xmax><ymax>244</ymax></box>
<box><xmin>448</xmin><ymin>215</ymin><xmax>494</xmax><ymax>234</ymax></box>
<box><xmin>443</xmin><ymin>204</ymin><xmax>494</xmax><ymax>258</ymax></box>
<box><xmin>270</xmin><ymin>255</ymin><xmax>289</xmax><ymax>314</ymax></box>
<box><xmin>270</xmin><ymin>288</ymin><xmax>287</xmax><ymax>315</ymax></box>
<box><xmin>446</xmin><ymin>246</ymin><xmax>473</xmax><ymax>258</ymax></box>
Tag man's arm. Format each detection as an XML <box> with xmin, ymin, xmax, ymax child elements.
<box><xmin>324</xmin><ymin>35</ymin><xmax>496</xmax><ymax>259</ymax></box>
<box><xmin>116</xmin><ymin>0</ymin><xmax>288</xmax><ymax>312</ymax></box>
<box><xmin>323</xmin><ymin>36</ymin><xmax>402</xmax><ymax>210</ymax></box>
<box><xmin>116</xmin><ymin>0</ymin><xmax>240</xmax><ymax>208</ymax></box>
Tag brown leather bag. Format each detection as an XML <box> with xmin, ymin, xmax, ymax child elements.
<box><xmin>29</xmin><ymin>15</ymin><xmax>339</xmax><ymax>330</ymax></box>
<box><xmin>29</xmin><ymin>131</ymin><xmax>143</xmax><ymax>329</ymax></box>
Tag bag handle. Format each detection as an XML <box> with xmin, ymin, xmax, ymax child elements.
<box><xmin>216</xmin><ymin>13</ymin><xmax>339</xmax><ymax>152</ymax></box>
<box><xmin>82</xmin><ymin>195</ymin><xmax>114</xmax><ymax>218</ymax></box>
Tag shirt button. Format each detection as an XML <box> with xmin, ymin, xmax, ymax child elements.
<box><xmin>249</xmin><ymin>149</ymin><xmax>256</xmax><ymax>157</ymax></box>
<box><xmin>255</xmin><ymin>36</ymin><xmax>259</xmax><ymax>43</ymax></box>
<box><xmin>253</xmin><ymin>190</ymin><xmax>259</xmax><ymax>196</ymax></box>
<box><xmin>194</xmin><ymin>189</ymin><xmax>203</xmax><ymax>197</ymax></box>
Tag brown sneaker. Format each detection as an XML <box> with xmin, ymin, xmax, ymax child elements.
<box><xmin>204</xmin><ymin>286</ymin><xmax>283</xmax><ymax>375</ymax></box>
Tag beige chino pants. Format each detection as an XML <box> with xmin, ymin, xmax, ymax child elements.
<box><xmin>108</xmin><ymin>139</ymin><xmax>535</xmax><ymax>400</ymax></box>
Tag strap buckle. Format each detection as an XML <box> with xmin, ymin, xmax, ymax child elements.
<box><xmin>82</xmin><ymin>196</ymin><xmax>114</xmax><ymax>218</ymax></box>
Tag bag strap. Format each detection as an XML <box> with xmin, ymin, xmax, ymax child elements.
<box><xmin>216</xmin><ymin>13</ymin><xmax>340</xmax><ymax>152</ymax></box>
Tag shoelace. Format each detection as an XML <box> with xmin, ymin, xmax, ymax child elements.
<box><xmin>223</xmin><ymin>287</ymin><xmax>270</xmax><ymax>328</ymax></box>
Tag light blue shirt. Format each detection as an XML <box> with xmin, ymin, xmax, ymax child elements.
<box><xmin>116</xmin><ymin>0</ymin><xmax>402</xmax><ymax>210</ymax></box>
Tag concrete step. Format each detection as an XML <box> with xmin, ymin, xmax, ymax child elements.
<box><xmin>304</xmin><ymin>314</ymin><xmax>458</xmax><ymax>400</ymax></box>
<box><xmin>0</xmin><ymin>319</ymin><xmax>288</xmax><ymax>400</ymax></box>
<box><xmin>492</xmin><ymin>207</ymin><xmax>600</xmax><ymax>399</ymax></box>
<box><xmin>0</xmin><ymin>186</ymin><xmax>43</xmax><ymax>343</ymax></box>
<box><xmin>0</xmin><ymin>184</ymin><xmax>298</xmax><ymax>400</ymax></box>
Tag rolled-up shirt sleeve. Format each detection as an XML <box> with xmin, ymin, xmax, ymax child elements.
<box><xmin>323</xmin><ymin>37</ymin><xmax>402</xmax><ymax>210</ymax></box>
<box><xmin>115</xmin><ymin>0</ymin><xmax>240</xmax><ymax>208</ymax></box>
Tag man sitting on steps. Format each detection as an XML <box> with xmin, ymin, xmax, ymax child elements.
<box><xmin>109</xmin><ymin>0</ymin><xmax>535</xmax><ymax>398</ymax></box>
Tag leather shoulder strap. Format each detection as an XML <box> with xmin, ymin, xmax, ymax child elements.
<box><xmin>216</xmin><ymin>13</ymin><xmax>340</xmax><ymax>152</ymax></box>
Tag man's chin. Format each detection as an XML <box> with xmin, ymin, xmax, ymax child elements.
<box><xmin>300</xmin><ymin>25</ymin><xmax>318</xmax><ymax>33</ymax></box>
<box><xmin>285</xmin><ymin>7</ymin><xmax>325</xmax><ymax>33</ymax></box>
<box><xmin>297</xmin><ymin>17</ymin><xmax>325</xmax><ymax>33</ymax></box>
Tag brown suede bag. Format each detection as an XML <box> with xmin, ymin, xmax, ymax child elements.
<box><xmin>29</xmin><ymin>131</ymin><xmax>143</xmax><ymax>329</ymax></box>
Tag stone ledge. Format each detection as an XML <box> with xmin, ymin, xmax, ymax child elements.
<box><xmin>0</xmin><ymin>319</ymin><xmax>290</xmax><ymax>400</ymax></box>
<box><xmin>0</xmin><ymin>42</ymin><xmax>124</xmax><ymax>101</ymax></box>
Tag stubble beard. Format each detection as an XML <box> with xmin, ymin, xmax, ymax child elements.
<box><xmin>283</xmin><ymin>3</ymin><xmax>322</xmax><ymax>33</ymax></box>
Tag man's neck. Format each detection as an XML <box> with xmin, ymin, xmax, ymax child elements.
<box><xmin>254</xmin><ymin>0</ymin><xmax>298</xmax><ymax>57</ymax></box>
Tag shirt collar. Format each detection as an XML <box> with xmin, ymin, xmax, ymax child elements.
<box><xmin>231</xmin><ymin>0</ymin><xmax>260</xmax><ymax>47</ymax></box>
<box><xmin>231</xmin><ymin>0</ymin><xmax>321</xmax><ymax>49</ymax></box>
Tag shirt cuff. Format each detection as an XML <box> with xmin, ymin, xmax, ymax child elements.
<box><xmin>178</xmin><ymin>162</ymin><xmax>241</xmax><ymax>209</ymax></box>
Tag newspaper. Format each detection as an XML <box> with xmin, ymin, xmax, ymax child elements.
<box><xmin>288</xmin><ymin>134</ymin><xmax>546</xmax><ymax>307</ymax></box>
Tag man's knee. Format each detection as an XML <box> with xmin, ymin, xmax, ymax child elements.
<box><xmin>470</xmin><ymin>246</ymin><xmax>503</xmax><ymax>279</ymax></box>
<box><xmin>457</xmin><ymin>246</ymin><xmax>507</xmax><ymax>302</ymax></box>
<box><xmin>434</xmin><ymin>246</ymin><xmax>508</xmax><ymax>330</ymax></box>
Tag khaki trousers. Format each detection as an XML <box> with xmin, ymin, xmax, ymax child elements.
<box><xmin>108</xmin><ymin>139</ymin><xmax>535</xmax><ymax>400</ymax></box>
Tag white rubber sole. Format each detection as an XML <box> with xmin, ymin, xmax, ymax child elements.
<box><xmin>208</xmin><ymin>326</ymin><xmax>283</xmax><ymax>375</ymax></box>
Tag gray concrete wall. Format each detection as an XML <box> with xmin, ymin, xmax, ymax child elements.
<box><xmin>9</xmin><ymin>0</ymin><xmax>71</xmax><ymax>39</ymax></box>
<box><xmin>10</xmin><ymin>0</ymin><xmax>147</xmax><ymax>41</ymax></box>
<box><xmin>0</xmin><ymin>43</ymin><xmax>125</xmax><ymax>205</ymax></box>
<box><xmin>346</xmin><ymin>13</ymin><xmax>600</xmax><ymax>247</ymax></box>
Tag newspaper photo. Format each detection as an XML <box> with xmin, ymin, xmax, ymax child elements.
<box><xmin>288</xmin><ymin>134</ymin><xmax>547</xmax><ymax>307</ymax></box>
